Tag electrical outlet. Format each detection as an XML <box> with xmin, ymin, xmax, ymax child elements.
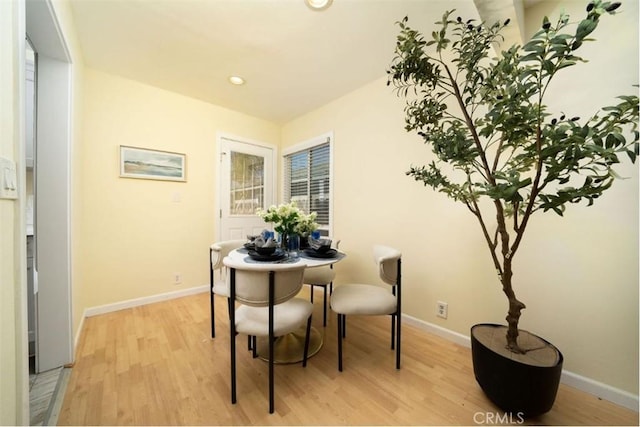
<box><xmin>436</xmin><ymin>301</ymin><xmax>448</xmax><ymax>319</ymax></box>
<box><xmin>174</xmin><ymin>273</ymin><xmax>182</xmax><ymax>284</ymax></box>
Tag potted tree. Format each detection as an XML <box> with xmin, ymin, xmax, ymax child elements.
<box><xmin>387</xmin><ymin>0</ymin><xmax>638</xmax><ymax>417</ymax></box>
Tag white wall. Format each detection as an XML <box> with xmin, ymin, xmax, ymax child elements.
<box><xmin>282</xmin><ymin>1</ymin><xmax>639</xmax><ymax>396</ymax></box>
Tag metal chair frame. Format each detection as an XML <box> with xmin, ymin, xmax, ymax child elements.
<box><xmin>229</xmin><ymin>267</ymin><xmax>312</xmax><ymax>414</ymax></box>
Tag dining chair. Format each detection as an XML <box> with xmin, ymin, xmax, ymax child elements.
<box><xmin>223</xmin><ymin>257</ymin><xmax>313</xmax><ymax>414</ymax></box>
<box><xmin>303</xmin><ymin>238</ymin><xmax>340</xmax><ymax>327</ymax></box>
<box><xmin>209</xmin><ymin>239</ymin><xmax>246</xmax><ymax>338</ymax></box>
<box><xmin>329</xmin><ymin>245</ymin><xmax>402</xmax><ymax>371</ymax></box>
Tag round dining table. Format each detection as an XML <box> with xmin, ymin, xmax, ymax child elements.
<box><xmin>227</xmin><ymin>246</ymin><xmax>346</xmax><ymax>364</ymax></box>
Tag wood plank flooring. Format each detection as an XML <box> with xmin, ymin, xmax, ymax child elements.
<box><xmin>58</xmin><ymin>290</ymin><xmax>638</xmax><ymax>425</ymax></box>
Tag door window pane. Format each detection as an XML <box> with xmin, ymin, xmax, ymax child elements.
<box><xmin>230</xmin><ymin>151</ymin><xmax>264</xmax><ymax>215</ymax></box>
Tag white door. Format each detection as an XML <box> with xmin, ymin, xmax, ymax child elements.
<box><xmin>219</xmin><ymin>136</ymin><xmax>275</xmax><ymax>240</ymax></box>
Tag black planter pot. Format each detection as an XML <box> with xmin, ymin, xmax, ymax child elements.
<box><xmin>471</xmin><ymin>323</ymin><xmax>564</xmax><ymax>418</ymax></box>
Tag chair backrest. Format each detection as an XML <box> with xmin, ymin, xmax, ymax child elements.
<box><xmin>210</xmin><ymin>239</ymin><xmax>246</xmax><ymax>271</ymax></box>
<box><xmin>373</xmin><ymin>245</ymin><xmax>402</xmax><ymax>286</ymax></box>
<box><xmin>223</xmin><ymin>257</ymin><xmax>307</xmax><ymax>307</ymax></box>
<box><xmin>332</xmin><ymin>238</ymin><xmax>341</xmax><ymax>250</ymax></box>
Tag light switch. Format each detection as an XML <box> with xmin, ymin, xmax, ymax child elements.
<box><xmin>0</xmin><ymin>156</ymin><xmax>18</xmax><ymax>200</ymax></box>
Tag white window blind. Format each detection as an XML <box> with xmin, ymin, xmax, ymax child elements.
<box><xmin>284</xmin><ymin>140</ymin><xmax>331</xmax><ymax>229</ymax></box>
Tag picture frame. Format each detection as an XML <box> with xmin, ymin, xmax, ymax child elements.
<box><xmin>120</xmin><ymin>146</ymin><xmax>186</xmax><ymax>182</ymax></box>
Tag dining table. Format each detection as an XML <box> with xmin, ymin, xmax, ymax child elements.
<box><xmin>227</xmin><ymin>245</ymin><xmax>346</xmax><ymax>364</ymax></box>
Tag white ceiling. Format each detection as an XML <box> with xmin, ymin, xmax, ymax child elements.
<box><xmin>68</xmin><ymin>0</ymin><xmax>523</xmax><ymax>124</ymax></box>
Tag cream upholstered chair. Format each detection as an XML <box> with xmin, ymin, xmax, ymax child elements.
<box><xmin>303</xmin><ymin>238</ymin><xmax>340</xmax><ymax>327</ymax></box>
<box><xmin>209</xmin><ymin>239</ymin><xmax>246</xmax><ymax>338</ymax></box>
<box><xmin>330</xmin><ymin>245</ymin><xmax>402</xmax><ymax>371</ymax></box>
<box><xmin>224</xmin><ymin>257</ymin><xmax>313</xmax><ymax>414</ymax></box>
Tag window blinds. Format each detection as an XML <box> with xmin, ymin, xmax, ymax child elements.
<box><xmin>284</xmin><ymin>141</ymin><xmax>331</xmax><ymax>228</ymax></box>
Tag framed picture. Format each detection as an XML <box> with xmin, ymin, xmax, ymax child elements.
<box><xmin>120</xmin><ymin>146</ymin><xmax>186</xmax><ymax>182</ymax></box>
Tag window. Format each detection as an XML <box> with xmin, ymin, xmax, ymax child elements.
<box><xmin>283</xmin><ymin>134</ymin><xmax>333</xmax><ymax>233</ymax></box>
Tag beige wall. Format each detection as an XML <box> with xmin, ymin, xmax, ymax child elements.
<box><xmin>77</xmin><ymin>69</ymin><xmax>279</xmax><ymax>312</ymax></box>
<box><xmin>0</xmin><ymin>0</ymin><xmax>26</xmax><ymax>423</ymax></box>
<box><xmin>282</xmin><ymin>2</ymin><xmax>639</xmax><ymax>394</ymax></box>
<box><xmin>522</xmin><ymin>0</ymin><xmax>639</xmax><ymax>394</ymax></box>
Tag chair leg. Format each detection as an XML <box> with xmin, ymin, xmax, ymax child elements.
<box><xmin>337</xmin><ymin>313</ymin><xmax>343</xmax><ymax>372</ymax></box>
<box><xmin>268</xmin><ymin>271</ymin><xmax>275</xmax><ymax>414</ymax></box>
<box><xmin>396</xmin><ymin>313</ymin><xmax>401</xmax><ymax>370</ymax></box>
<box><xmin>342</xmin><ymin>314</ymin><xmax>346</xmax><ymax>338</ymax></box>
<box><xmin>391</xmin><ymin>314</ymin><xmax>396</xmax><ymax>350</ymax></box>
<box><xmin>269</xmin><ymin>334</ymin><xmax>274</xmax><ymax>414</ymax></box>
<box><xmin>230</xmin><ymin>332</ymin><xmax>237</xmax><ymax>404</ymax></box>
<box><xmin>309</xmin><ymin>285</ymin><xmax>314</xmax><ymax>303</ymax></box>
<box><xmin>302</xmin><ymin>316</ymin><xmax>312</xmax><ymax>367</ymax></box>
<box><xmin>210</xmin><ymin>252</ymin><xmax>215</xmax><ymax>338</ymax></box>
<box><xmin>229</xmin><ymin>268</ymin><xmax>237</xmax><ymax>405</ymax></box>
<box><xmin>210</xmin><ymin>290</ymin><xmax>216</xmax><ymax>338</ymax></box>
<box><xmin>322</xmin><ymin>285</ymin><xmax>328</xmax><ymax>327</ymax></box>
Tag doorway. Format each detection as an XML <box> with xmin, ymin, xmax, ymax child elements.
<box><xmin>218</xmin><ymin>135</ymin><xmax>276</xmax><ymax>240</ymax></box>
<box><xmin>25</xmin><ymin>0</ymin><xmax>73</xmax><ymax>374</ymax></box>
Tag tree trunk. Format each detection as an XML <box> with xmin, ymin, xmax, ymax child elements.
<box><xmin>501</xmin><ymin>259</ymin><xmax>526</xmax><ymax>353</ymax></box>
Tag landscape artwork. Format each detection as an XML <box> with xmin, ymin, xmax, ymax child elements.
<box><xmin>120</xmin><ymin>146</ymin><xmax>186</xmax><ymax>182</ymax></box>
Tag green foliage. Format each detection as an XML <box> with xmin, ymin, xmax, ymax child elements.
<box><xmin>388</xmin><ymin>1</ymin><xmax>638</xmax><ymax>220</ymax></box>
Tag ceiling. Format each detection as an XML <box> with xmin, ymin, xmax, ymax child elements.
<box><xmin>68</xmin><ymin>0</ymin><xmax>525</xmax><ymax>124</ymax></box>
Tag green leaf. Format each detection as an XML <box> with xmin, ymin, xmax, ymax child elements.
<box><xmin>576</xmin><ymin>18</ymin><xmax>598</xmax><ymax>40</ymax></box>
<box><xmin>556</xmin><ymin>60</ymin><xmax>577</xmax><ymax>70</ymax></box>
<box><xmin>626</xmin><ymin>149</ymin><xmax>637</xmax><ymax>163</ymax></box>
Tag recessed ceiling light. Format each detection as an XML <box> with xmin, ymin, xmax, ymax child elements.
<box><xmin>229</xmin><ymin>76</ymin><xmax>245</xmax><ymax>85</ymax></box>
<box><xmin>305</xmin><ymin>0</ymin><xmax>332</xmax><ymax>11</ymax></box>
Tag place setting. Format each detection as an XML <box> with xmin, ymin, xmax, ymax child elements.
<box><xmin>243</xmin><ymin>231</ymin><xmax>300</xmax><ymax>263</ymax></box>
<box><xmin>300</xmin><ymin>232</ymin><xmax>343</xmax><ymax>260</ymax></box>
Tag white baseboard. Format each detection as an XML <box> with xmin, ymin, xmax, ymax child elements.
<box><xmin>402</xmin><ymin>313</ymin><xmax>639</xmax><ymax>412</ymax></box>
<box><xmin>73</xmin><ymin>285</ymin><xmax>208</xmax><ymax>362</ymax></box>
<box><xmin>403</xmin><ymin>314</ymin><xmax>472</xmax><ymax>348</ymax></box>
<box><xmin>560</xmin><ymin>370</ymin><xmax>639</xmax><ymax>412</ymax></box>
<box><xmin>84</xmin><ymin>285</ymin><xmax>209</xmax><ymax>317</ymax></box>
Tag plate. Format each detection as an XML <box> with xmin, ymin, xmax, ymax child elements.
<box><xmin>303</xmin><ymin>248</ymin><xmax>338</xmax><ymax>258</ymax></box>
<box><xmin>248</xmin><ymin>250</ymin><xmax>287</xmax><ymax>261</ymax></box>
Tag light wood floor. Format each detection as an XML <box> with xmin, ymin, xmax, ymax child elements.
<box><xmin>58</xmin><ymin>290</ymin><xmax>638</xmax><ymax>425</ymax></box>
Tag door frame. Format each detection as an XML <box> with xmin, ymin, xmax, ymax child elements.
<box><xmin>25</xmin><ymin>0</ymin><xmax>73</xmax><ymax>373</ymax></box>
<box><xmin>215</xmin><ymin>132</ymin><xmax>278</xmax><ymax>240</ymax></box>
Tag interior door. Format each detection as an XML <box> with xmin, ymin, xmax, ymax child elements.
<box><xmin>219</xmin><ymin>136</ymin><xmax>275</xmax><ymax>240</ymax></box>
<box><xmin>27</xmin><ymin>0</ymin><xmax>73</xmax><ymax>373</ymax></box>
